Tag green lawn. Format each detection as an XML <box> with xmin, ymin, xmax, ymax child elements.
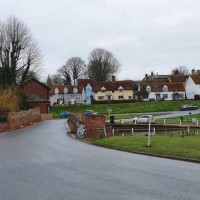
<box><xmin>94</xmin><ymin>135</ymin><xmax>200</xmax><ymax>160</ymax></box>
<box><xmin>50</xmin><ymin>100</ymin><xmax>200</xmax><ymax>118</ymax></box>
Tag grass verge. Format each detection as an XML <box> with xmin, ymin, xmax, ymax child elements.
<box><xmin>50</xmin><ymin>100</ymin><xmax>200</xmax><ymax>118</ymax></box>
<box><xmin>93</xmin><ymin>135</ymin><xmax>200</xmax><ymax>160</ymax></box>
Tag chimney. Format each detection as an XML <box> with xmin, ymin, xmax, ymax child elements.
<box><xmin>191</xmin><ymin>69</ymin><xmax>195</xmax><ymax>75</ymax></box>
<box><xmin>145</xmin><ymin>74</ymin><xmax>148</xmax><ymax>80</ymax></box>
<box><xmin>112</xmin><ymin>76</ymin><xmax>116</xmax><ymax>82</ymax></box>
<box><xmin>47</xmin><ymin>75</ymin><xmax>52</xmax><ymax>88</ymax></box>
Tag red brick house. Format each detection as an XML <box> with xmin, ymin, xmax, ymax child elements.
<box><xmin>24</xmin><ymin>78</ymin><xmax>50</xmax><ymax>113</ymax></box>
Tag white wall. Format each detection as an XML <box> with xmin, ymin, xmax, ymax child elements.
<box><xmin>186</xmin><ymin>77</ymin><xmax>200</xmax><ymax>99</ymax></box>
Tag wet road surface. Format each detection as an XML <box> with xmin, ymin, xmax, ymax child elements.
<box><xmin>0</xmin><ymin>120</ymin><xmax>199</xmax><ymax>200</ymax></box>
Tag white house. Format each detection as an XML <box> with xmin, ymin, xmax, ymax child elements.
<box><xmin>49</xmin><ymin>85</ymin><xmax>84</xmax><ymax>106</ymax></box>
<box><xmin>186</xmin><ymin>75</ymin><xmax>200</xmax><ymax>99</ymax></box>
<box><xmin>141</xmin><ymin>82</ymin><xmax>185</xmax><ymax>101</ymax></box>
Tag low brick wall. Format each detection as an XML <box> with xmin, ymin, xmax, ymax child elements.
<box><xmin>0</xmin><ymin>123</ymin><xmax>9</xmax><ymax>133</ymax></box>
<box><xmin>7</xmin><ymin>108</ymin><xmax>41</xmax><ymax>130</ymax></box>
<box><xmin>41</xmin><ymin>113</ymin><xmax>52</xmax><ymax>120</ymax></box>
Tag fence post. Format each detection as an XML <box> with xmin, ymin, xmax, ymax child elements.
<box><xmin>134</xmin><ymin>120</ymin><xmax>136</xmax><ymax>125</ymax></box>
<box><xmin>164</xmin><ymin>119</ymin><xmax>166</xmax><ymax>125</ymax></box>
<box><xmin>180</xmin><ymin>119</ymin><xmax>182</xmax><ymax>126</ymax></box>
<box><xmin>104</xmin><ymin>127</ymin><xmax>107</xmax><ymax>138</ymax></box>
<box><xmin>187</xmin><ymin>127</ymin><xmax>190</xmax><ymax>135</ymax></box>
<box><xmin>153</xmin><ymin>127</ymin><xmax>155</xmax><ymax>136</ymax></box>
<box><xmin>132</xmin><ymin>128</ymin><xmax>134</xmax><ymax>135</ymax></box>
<box><xmin>112</xmin><ymin>128</ymin><xmax>114</xmax><ymax>136</ymax></box>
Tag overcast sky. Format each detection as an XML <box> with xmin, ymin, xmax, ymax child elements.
<box><xmin>1</xmin><ymin>0</ymin><xmax>200</xmax><ymax>81</ymax></box>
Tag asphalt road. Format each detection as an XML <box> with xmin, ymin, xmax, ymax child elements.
<box><xmin>0</xmin><ymin>120</ymin><xmax>199</xmax><ymax>200</ymax></box>
<box><xmin>111</xmin><ymin>109</ymin><xmax>200</xmax><ymax>123</ymax></box>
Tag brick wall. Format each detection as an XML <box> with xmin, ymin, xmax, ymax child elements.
<box><xmin>41</xmin><ymin>113</ymin><xmax>52</xmax><ymax>120</ymax></box>
<box><xmin>24</xmin><ymin>79</ymin><xmax>49</xmax><ymax>100</ymax></box>
<box><xmin>81</xmin><ymin>114</ymin><xmax>106</xmax><ymax>130</ymax></box>
<box><xmin>0</xmin><ymin>123</ymin><xmax>9</xmax><ymax>133</ymax></box>
<box><xmin>7</xmin><ymin>108</ymin><xmax>41</xmax><ymax>130</ymax></box>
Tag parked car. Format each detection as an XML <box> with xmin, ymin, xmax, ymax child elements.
<box><xmin>85</xmin><ymin>110</ymin><xmax>99</xmax><ymax>115</ymax></box>
<box><xmin>181</xmin><ymin>105</ymin><xmax>198</xmax><ymax>111</ymax></box>
<box><xmin>132</xmin><ymin>115</ymin><xmax>155</xmax><ymax>124</ymax></box>
<box><xmin>60</xmin><ymin>112</ymin><xmax>70</xmax><ymax>118</ymax></box>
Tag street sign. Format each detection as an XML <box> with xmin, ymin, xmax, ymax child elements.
<box><xmin>147</xmin><ymin>117</ymin><xmax>153</xmax><ymax>123</ymax></box>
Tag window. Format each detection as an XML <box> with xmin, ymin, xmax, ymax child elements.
<box><xmin>64</xmin><ymin>88</ymin><xmax>68</xmax><ymax>93</ymax></box>
<box><xmin>118</xmin><ymin>96</ymin><xmax>124</xmax><ymax>100</ymax></box>
<box><xmin>162</xmin><ymin>85</ymin><xmax>168</xmax><ymax>92</ymax></box>
<box><xmin>98</xmin><ymin>96</ymin><xmax>104</xmax><ymax>100</ymax></box>
<box><xmin>55</xmin><ymin>88</ymin><xmax>59</xmax><ymax>94</ymax></box>
<box><xmin>87</xmin><ymin>88</ymin><xmax>91</xmax><ymax>92</ymax></box>
<box><xmin>146</xmin><ymin>86</ymin><xmax>151</xmax><ymax>92</ymax></box>
<box><xmin>143</xmin><ymin>95</ymin><xmax>149</xmax><ymax>99</ymax></box>
<box><xmin>76</xmin><ymin>97</ymin><xmax>80</xmax><ymax>102</ymax></box>
<box><xmin>179</xmin><ymin>94</ymin><xmax>184</xmax><ymax>100</ymax></box>
<box><xmin>118</xmin><ymin>89</ymin><xmax>123</xmax><ymax>92</ymax></box>
<box><xmin>129</xmin><ymin>96</ymin><xmax>132</xmax><ymax>99</ymax></box>
<box><xmin>73</xmin><ymin>88</ymin><xmax>78</xmax><ymax>93</ymax></box>
<box><xmin>163</xmin><ymin>94</ymin><xmax>168</xmax><ymax>99</ymax></box>
<box><xmin>101</xmin><ymin>90</ymin><xmax>106</xmax><ymax>93</ymax></box>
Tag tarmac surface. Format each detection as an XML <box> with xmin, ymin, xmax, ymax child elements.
<box><xmin>0</xmin><ymin>120</ymin><xmax>199</xmax><ymax>200</ymax></box>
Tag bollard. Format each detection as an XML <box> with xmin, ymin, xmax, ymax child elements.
<box><xmin>180</xmin><ymin>119</ymin><xmax>182</xmax><ymax>126</ymax></box>
<box><xmin>104</xmin><ymin>127</ymin><xmax>107</xmax><ymax>138</ymax></box>
<box><xmin>153</xmin><ymin>127</ymin><xmax>156</xmax><ymax>136</ymax></box>
<box><xmin>112</xmin><ymin>128</ymin><xmax>114</xmax><ymax>136</ymax></box>
<box><xmin>132</xmin><ymin>128</ymin><xmax>134</xmax><ymax>135</ymax></box>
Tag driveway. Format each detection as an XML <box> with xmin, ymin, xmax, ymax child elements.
<box><xmin>0</xmin><ymin>120</ymin><xmax>199</xmax><ymax>200</ymax></box>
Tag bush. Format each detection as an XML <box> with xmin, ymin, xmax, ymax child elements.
<box><xmin>194</xmin><ymin>94</ymin><xmax>200</xmax><ymax>100</ymax></box>
<box><xmin>0</xmin><ymin>86</ymin><xmax>27</xmax><ymax>111</ymax></box>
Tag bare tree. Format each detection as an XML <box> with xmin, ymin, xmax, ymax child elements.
<box><xmin>87</xmin><ymin>48</ymin><xmax>121</xmax><ymax>81</ymax></box>
<box><xmin>171</xmin><ymin>66</ymin><xmax>190</xmax><ymax>75</ymax></box>
<box><xmin>0</xmin><ymin>16</ymin><xmax>43</xmax><ymax>87</ymax></box>
<box><xmin>57</xmin><ymin>65</ymin><xmax>71</xmax><ymax>85</ymax></box>
<box><xmin>50</xmin><ymin>74</ymin><xmax>64</xmax><ymax>86</ymax></box>
<box><xmin>59</xmin><ymin>57</ymin><xmax>86</xmax><ymax>85</ymax></box>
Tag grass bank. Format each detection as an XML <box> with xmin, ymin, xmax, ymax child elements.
<box><xmin>51</xmin><ymin>100</ymin><xmax>200</xmax><ymax>118</ymax></box>
<box><xmin>93</xmin><ymin>135</ymin><xmax>200</xmax><ymax>160</ymax></box>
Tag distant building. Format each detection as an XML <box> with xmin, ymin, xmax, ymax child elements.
<box><xmin>24</xmin><ymin>78</ymin><xmax>50</xmax><ymax>113</ymax></box>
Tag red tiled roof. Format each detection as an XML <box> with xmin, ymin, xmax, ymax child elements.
<box><xmin>78</xmin><ymin>78</ymin><xmax>95</xmax><ymax>88</ymax></box>
<box><xmin>140</xmin><ymin>81</ymin><xmax>185</xmax><ymax>92</ymax></box>
<box><xmin>169</xmin><ymin>75</ymin><xmax>188</xmax><ymax>82</ymax></box>
<box><xmin>50</xmin><ymin>85</ymin><xmax>83</xmax><ymax>95</ymax></box>
<box><xmin>190</xmin><ymin>75</ymin><xmax>200</xmax><ymax>84</ymax></box>
<box><xmin>93</xmin><ymin>80</ymin><xmax>133</xmax><ymax>91</ymax></box>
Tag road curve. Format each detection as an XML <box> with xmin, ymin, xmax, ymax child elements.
<box><xmin>0</xmin><ymin>120</ymin><xmax>199</xmax><ymax>200</ymax></box>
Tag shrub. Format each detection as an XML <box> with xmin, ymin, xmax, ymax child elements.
<box><xmin>0</xmin><ymin>86</ymin><xmax>26</xmax><ymax>111</ymax></box>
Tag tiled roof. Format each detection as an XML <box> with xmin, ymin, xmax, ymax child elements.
<box><xmin>169</xmin><ymin>75</ymin><xmax>188</xmax><ymax>82</ymax></box>
<box><xmin>93</xmin><ymin>80</ymin><xmax>133</xmax><ymax>91</ymax></box>
<box><xmin>78</xmin><ymin>78</ymin><xmax>95</xmax><ymax>88</ymax></box>
<box><xmin>50</xmin><ymin>85</ymin><xmax>83</xmax><ymax>95</ymax></box>
<box><xmin>190</xmin><ymin>74</ymin><xmax>200</xmax><ymax>84</ymax></box>
<box><xmin>140</xmin><ymin>81</ymin><xmax>185</xmax><ymax>92</ymax></box>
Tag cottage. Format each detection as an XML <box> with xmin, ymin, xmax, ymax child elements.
<box><xmin>186</xmin><ymin>74</ymin><xmax>200</xmax><ymax>99</ymax></box>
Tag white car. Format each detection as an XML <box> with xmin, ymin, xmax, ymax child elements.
<box><xmin>132</xmin><ymin>115</ymin><xmax>155</xmax><ymax>124</ymax></box>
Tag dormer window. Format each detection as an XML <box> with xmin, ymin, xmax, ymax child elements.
<box><xmin>118</xmin><ymin>86</ymin><xmax>124</xmax><ymax>92</ymax></box>
<box><xmin>64</xmin><ymin>88</ymin><xmax>68</xmax><ymax>93</ymax></box>
<box><xmin>146</xmin><ymin>85</ymin><xmax>151</xmax><ymax>92</ymax></box>
<box><xmin>101</xmin><ymin>87</ymin><xmax>106</xmax><ymax>93</ymax></box>
<box><xmin>163</xmin><ymin>85</ymin><xmax>168</xmax><ymax>92</ymax></box>
<box><xmin>55</xmin><ymin>88</ymin><xmax>59</xmax><ymax>94</ymax></box>
<box><xmin>73</xmin><ymin>88</ymin><xmax>78</xmax><ymax>93</ymax></box>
